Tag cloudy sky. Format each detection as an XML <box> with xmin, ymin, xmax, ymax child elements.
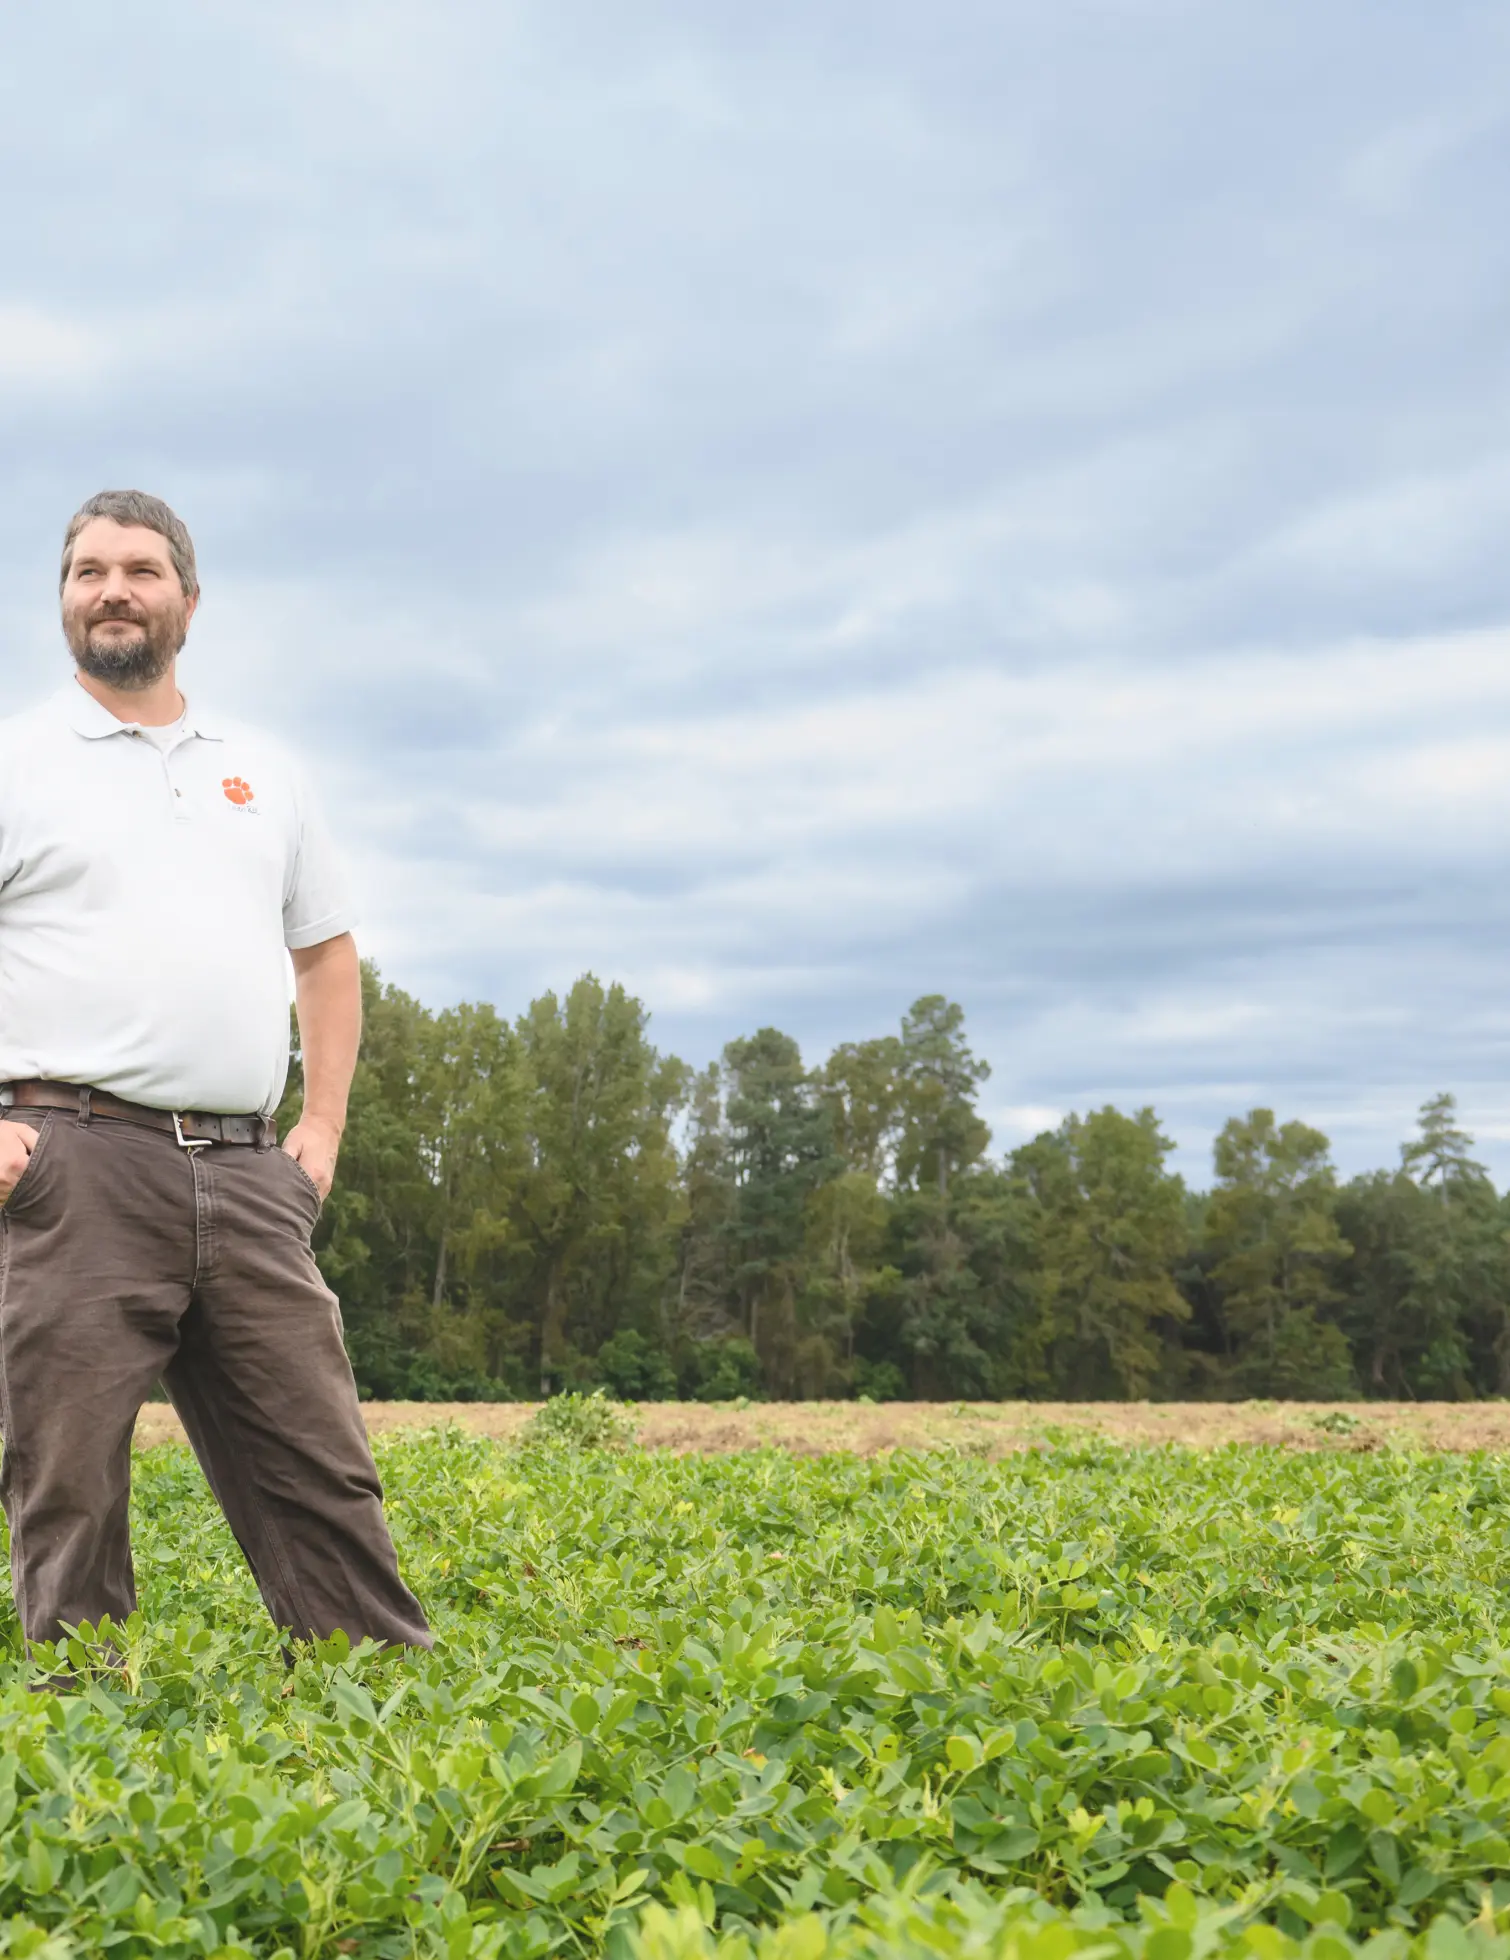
<box><xmin>3</xmin><ymin>1</ymin><xmax>1509</xmax><ymax>1182</ymax></box>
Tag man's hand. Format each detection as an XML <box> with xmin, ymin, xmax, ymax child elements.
<box><xmin>0</xmin><ymin>1122</ymin><xmax>38</xmax><ymax>1204</ymax></box>
<box><xmin>282</xmin><ymin>1114</ymin><xmax>342</xmax><ymax>1200</ymax></box>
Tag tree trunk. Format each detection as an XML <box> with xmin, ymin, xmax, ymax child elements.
<box><xmin>540</xmin><ymin>1262</ymin><xmax>566</xmax><ymax>1395</ymax></box>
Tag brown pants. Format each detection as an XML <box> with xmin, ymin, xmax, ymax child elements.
<box><xmin>0</xmin><ymin>1106</ymin><xmax>431</xmax><ymax>1651</ymax></box>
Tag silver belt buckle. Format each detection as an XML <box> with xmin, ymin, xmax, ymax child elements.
<box><xmin>172</xmin><ymin>1112</ymin><xmax>209</xmax><ymax>1150</ymax></box>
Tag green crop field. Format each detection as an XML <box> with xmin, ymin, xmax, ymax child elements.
<box><xmin>4</xmin><ymin>1426</ymin><xmax>1510</xmax><ymax>1960</ymax></box>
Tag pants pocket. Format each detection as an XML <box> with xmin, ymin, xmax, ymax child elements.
<box><xmin>0</xmin><ymin>1114</ymin><xmax>53</xmax><ymax>1214</ymax></box>
<box><xmin>279</xmin><ymin>1149</ymin><xmax>325</xmax><ymax>1224</ymax></box>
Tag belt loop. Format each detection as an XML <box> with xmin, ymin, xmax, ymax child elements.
<box><xmin>257</xmin><ymin>1116</ymin><xmax>273</xmax><ymax>1153</ymax></box>
<box><xmin>77</xmin><ymin>1087</ymin><xmax>92</xmax><ymax>1128</ymax></box>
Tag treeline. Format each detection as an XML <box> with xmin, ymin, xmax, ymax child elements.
<box><xmin>279</xmin><ymin>963</ymin><xmax>1510</xmax><ymax>1403</ymax></box>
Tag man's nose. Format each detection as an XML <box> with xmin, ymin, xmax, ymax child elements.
<box><xmin>98</xmin><ymin>565</ymin><xmax>133</xmax><ymax>604</ymax></box>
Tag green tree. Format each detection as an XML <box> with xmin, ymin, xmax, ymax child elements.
<box><xmin>1329</xmin><ymin>1094</ymin><xmax>1492</xmax><ymax>1397</ymax></box>
<box><xmin>1379</xmin><ymin>1094</ymin><xmax>1510</xmax><ymax>1398</ymax></box>
<box><xmin>894</xmin><ymin>997</ymin><xmax>991</xmax><ymax>1196</ymax></box>
<box><xmin>668</xmin><ymin>1063</ymin><xmax>737</xmax><ymax>1360</ymax></box>
<box><xmin>1478</xmin><ymin>1194</ymin><xmax>1510</xmax><ymax>1395</ymax></box>
<box><xmin>1334</xmin><ymin>1171</ymin><xmax>1475</xmax><ymax>1398</ymax></box>
<box><xmin>513</xmin><ymin>976</ymin><xmax>686</xmax><ymax>1392</ymax></box>
<box><xmin>1012</xmin><ymin>1108</ymin><xmax>1189</xmax><ymax>1397</ymax></box>
<box><xmin>818</xmin><ymin>1036</ymin><xmax>906</xmax><ymax>1180</ymax></box>
<box><xmin>411</xmin><ymin>999</ymin><xmax>532</xmax><ymax>1383</ymax></box>
<box><xmin>797</xmin><ymin>1170</ymin><xmax>894</xmax><ymax>1395</ymax></box>
<box><xmin>1203</xmin><ymin>1110</ymin><xmax>1354</xmax><ymax>1397</ymax></box>
<box><xmin>868</xmin><ymin>1167</ymin><xmax>1036</xmax><ymax>1397</ymax></box>
<box><xmin>722</xmin><ymin>1028</ymin><xmax>840</xmax><ymax>1392</ymax></box>
<box><xmin>1401</xmin><ymin>1092</ymin><xmax>1489</xmax><ymax>1196</ymax></box>
<box><xmin>279</xmin><ymin>965</ymin><xmax>460</xmax><ymax>1394</ymax></box>
<box><xmin>283</xmin><ymin>961</ymin><xmax>1510</xmax><ymax>1409</ymax></box>
<box><xmin>594</xmin><ymin>1328</ymin><xmax>678</xmax><ymax>1400</ymax></box>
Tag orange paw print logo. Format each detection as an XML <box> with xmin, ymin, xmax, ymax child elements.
<box><xmin>222</xmin><ymin>776</ymin><xmax>255</xmax><ymax>805</ymax></box>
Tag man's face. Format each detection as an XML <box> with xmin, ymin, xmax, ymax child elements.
<box><xmin>61</xmin><ymin>519</ymin><xmax>197</xmax><ymax>692</ymax></box>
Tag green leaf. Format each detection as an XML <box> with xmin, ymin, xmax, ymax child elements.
<box><xmin>945</xmin><ymin>1734</ymin><xmax>981</xmax><ymax>1774</ymax></box>
<box><xmin>25</xmin><ymin>1839</ymin><xmax>58</xmax><ymax>1894</ymax></box>
<box><xmin>1390</xmin><ymin>1659</ymin><xmax>1420</xmax><ymax>1701</ymax></box>
<box><xmin>1369</xmin><ymin>1831</ymin><xmax>1402</xmax><ymax>1888</ymax></box>
<box><xmin>1397</xmin><ymin>1866</ymin><xmax>1442</xmax><ymax>1907</ymax></box>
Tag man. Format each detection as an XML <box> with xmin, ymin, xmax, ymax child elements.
<box><xmin>0</xmin><ymin>489</ymin><xmax>430</xmax><ymax>1657</ymax></box>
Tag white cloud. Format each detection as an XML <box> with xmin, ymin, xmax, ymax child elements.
<box><xmin>0</xmin><ymin>306</ymin><xmax>104</xmax><ymax>386</ymax></box>
<box><xmin>991</xmin><ymin>1104</ymin><xmax>1065</xmax><ymax>1143</ymax></box>
<box><xmin>1341</xmin><ymin>104</ymin><xmax>1505</xmax><ymax>214</ymax></box>
<box><xmin>1</xmin><ymin>0</ymin><xmax>1508</xmax><ymax>1182</ymax></box>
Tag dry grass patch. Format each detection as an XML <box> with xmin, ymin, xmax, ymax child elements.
<box><xmin>131</xmin><ymin>1398</ymin><xmax>1510</xmax><ymax>1453</ymax></box>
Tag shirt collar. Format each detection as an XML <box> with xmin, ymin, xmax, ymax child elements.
<box><xmin>58</xmin><ymin>681</ymin><xmax>224</xmax><ymax>743</ymax></box>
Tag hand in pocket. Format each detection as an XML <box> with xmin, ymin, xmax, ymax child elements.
<box><xmin>0</xmin><ymin>1122</ymin><xmax>39</xmax><ymax>1204</ymax></box>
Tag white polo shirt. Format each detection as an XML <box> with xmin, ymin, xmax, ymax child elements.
<box><xmin>0</xmin><ymin>683</ymin><xmax>357</xmax><ymax>1115</ymax></box>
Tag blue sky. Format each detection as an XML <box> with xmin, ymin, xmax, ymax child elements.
<box><xmin>3</xmin><ymin>1</ymin><xmax>1509</xmax><ymax>1183</ymax></box>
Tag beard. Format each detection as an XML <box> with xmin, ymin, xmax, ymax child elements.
<box><xmin>64</xmin><ymin>604</ymin><xmax>186</xmax><ymax>692</ymax></box>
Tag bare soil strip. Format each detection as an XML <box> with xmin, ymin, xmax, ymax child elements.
<box><xmin>131</xmin><ymin>1399</ymin><xmax>1510</xmax><ymax>1454</ymax></box>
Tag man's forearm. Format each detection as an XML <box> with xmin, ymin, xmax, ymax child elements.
<box><xmin>290</xmin><ymin>933</ymin><xmax>361</xmax><ymax>1134</ymax></box>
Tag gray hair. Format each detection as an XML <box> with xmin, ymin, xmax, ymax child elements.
<box><xmin>60</xmin><ymin>490</ymin><xmax>198</xmax><ymax>598</ymax></box>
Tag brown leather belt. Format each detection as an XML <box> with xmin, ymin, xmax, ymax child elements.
<box><xmin>4</xmin><ymin>1081</ymin><xmax>272</xmax><ymax>1147</ymax></box>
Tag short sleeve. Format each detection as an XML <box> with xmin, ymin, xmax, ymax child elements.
<box><xmin>282</xmin><ymin>764</ymin><xmax>359</xmax><ymax>950</ymax></box>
